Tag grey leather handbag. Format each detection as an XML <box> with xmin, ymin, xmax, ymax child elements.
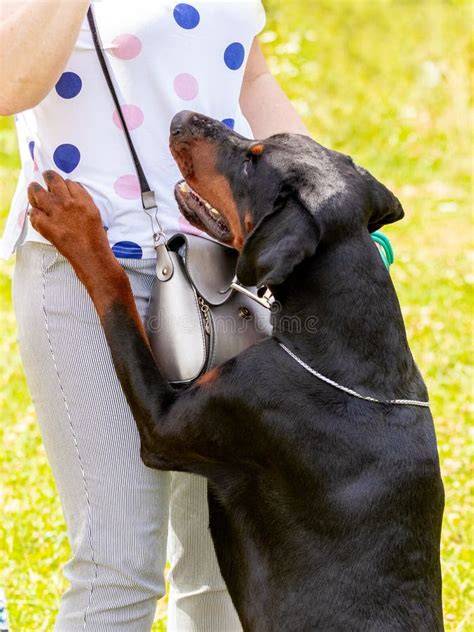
<box><xmin>148</xmin><ymin>234</ymin><xmax>272</xmax><ymax>384</ymax></box>
<box><xmin>88</xmin><ymin>7</ymin><xmax>272</xmax><ymax>385</ymax></box>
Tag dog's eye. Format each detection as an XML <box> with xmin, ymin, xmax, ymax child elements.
<box><xmin>243</xmin><ymin>158</ymin><xmax>251</xmax><ymax>176</ymax></box>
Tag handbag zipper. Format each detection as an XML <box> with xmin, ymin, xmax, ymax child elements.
<box><xmin>197</xmin><ymin>294</ymin><xmax>213</xmax><ymax>373</ymax></box>
<box><xmin>197</xmin><ymin>295</ymin><xmax>211</xmax><ymax>334</ymax></box>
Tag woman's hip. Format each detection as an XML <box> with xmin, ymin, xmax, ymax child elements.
<box><xmin>11</xmin><ymin>239</ymin><xmax>159</xmax><ymax>479</ymax></box>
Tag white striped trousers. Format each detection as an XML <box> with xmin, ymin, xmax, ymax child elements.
<box><xmin>12</xmin><ymin>241</ymin><xmax>242</xmax><ymax>632</ymax></box>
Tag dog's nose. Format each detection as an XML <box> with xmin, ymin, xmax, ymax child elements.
<box><xmin>170</xmin><ymin>110</ymin><xmax>194</xmax><ymax>136</ymax></box>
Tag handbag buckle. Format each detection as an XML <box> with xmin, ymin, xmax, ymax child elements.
<box><xmin>230</xmin><ymin>278</ymin><xmax>273</xmax><ymax>310</ymax></box>
<box><xmin>142</xmin><ymin>190</ymin><xmax>157</xmax><ymax>210</ymax></box>
<box><xmin>155</xmin><ymin>243</ymin><xmax>174</xmax><ymax>281</ymax></box>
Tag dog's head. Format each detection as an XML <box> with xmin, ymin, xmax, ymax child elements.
<box><xmin>169</xmin><ymin>110</ymin><xmax>403</xmax><ymax>288</ymax></box>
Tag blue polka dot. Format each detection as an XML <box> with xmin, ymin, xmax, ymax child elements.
<box><xmin>222</xmin><ymin>118</ymin><xmax>235</xmax><ymax>129</ymax></box>
<box><xmin>112</xmin><ymin>241</ymin><xmax>143</xmax><ymax>259</ymax></box>
<box><xmin>173</xmin><ymin>3</ymin><xmax>200</xmax><ymax>29</ymax></box>
<box><xmin>53</xmin><ymin>144</ymin><xmax>81</xmax><ymax>173</ymax></box>
<box><xmin>224</xmin><ymin>43</ymin><xmax>245</xmax><ymax>70</ymax></box>
<box><xmin>28</xmin><ymin>141</ymin><xmax>35</xmax><ymax>160</ymax></box>
<box><xmin>55</xmin><ymin>72</ymin><xmax>82</xmax><ymax>99</ymax></box>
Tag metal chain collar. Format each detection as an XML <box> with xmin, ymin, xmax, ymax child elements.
<box><xmin>278</xmin><ymin>343</ymin><xmax>430</xmax><ymax>408</ymax></box>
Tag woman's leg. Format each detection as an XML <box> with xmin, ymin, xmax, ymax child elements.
<box><xmin>167</xmin><ymin>472</ymin><xmax>243</xmax><ymax>632</ymax></box>
<box><xmin>12</xmin><ymin>242</ymin><xmax>169</xmax><ymax>632</ymax></box>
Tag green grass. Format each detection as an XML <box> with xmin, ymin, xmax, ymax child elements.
<box><xmin>1</xmin><ymin>1</ymin><xmax>472</xmax><ymax>629</ymax></box>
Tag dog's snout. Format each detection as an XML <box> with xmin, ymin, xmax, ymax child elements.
<box><xmin>170</xmin><ymin>110</ymin><xmax>195</xmax><ymax>136</ymax></box>
<box><xmin>170</xmin><ymin>111</ymin><xmax>229</xmax><ymax>143</ymax></box>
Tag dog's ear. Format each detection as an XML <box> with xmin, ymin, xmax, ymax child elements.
<box><xmin>355</xmin><ymin>165</ymin><xmax>404</xmax><ymax>232</ymax></box>
<box><xmin>236</xmin><ymin>197</ymin><xmax>320</xmax><ymax>287</ymax></box>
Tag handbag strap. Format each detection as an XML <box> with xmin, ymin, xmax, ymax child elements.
<box><xmin>87</xmin><ymin>6</ymin><xmax>166</xmax><ymax>246</ymax></box>
<box><xmin>86</xmin><ymin>5</ymin><xmax>269</xmax><ymax>298</ymax></box>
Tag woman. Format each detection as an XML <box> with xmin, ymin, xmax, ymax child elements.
<box><xmin>0</xmin><ymin>1</ymin><xmax>308</xmax><ymax>630</ymax></box>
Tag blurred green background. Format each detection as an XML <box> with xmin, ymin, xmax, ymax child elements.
<box><xmin>1</xmin><ymin>0</ymin><xmax>472</xmax><ymax>630</ymax></box>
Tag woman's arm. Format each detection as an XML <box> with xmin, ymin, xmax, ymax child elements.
<box><xmin>240</xmin><ymin>38</ymin><xmax>310</xmax><ymax>138</ymax></box>
<box><xmin>0</xmin><ymin>0</ymin><xmax>89</xmax><ymax>115</ymax></box>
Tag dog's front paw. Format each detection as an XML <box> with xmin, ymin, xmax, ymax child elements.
<box><xmin>27</xmin><ymin>170</ymin><xmax>109</xmax><ymax>266</ymax></box>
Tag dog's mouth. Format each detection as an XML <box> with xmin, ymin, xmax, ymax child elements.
<box><xmin>174</xmin><ymin>180</ymin><xmax>232</xmax><ymax>243</ymax></box>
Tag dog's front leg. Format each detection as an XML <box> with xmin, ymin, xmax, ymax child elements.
<box><xmin>27</xmin><ymin>172</ymin><xmax>180</xmax><ymax>460</ymax></box>
<box><xmin>26</xmin><ymin>171</ymin><xmax>256</xmax><ymax>473</ymax></box>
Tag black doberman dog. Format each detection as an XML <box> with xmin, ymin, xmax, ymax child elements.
<box><xmin>27</xmin><ymin>111</ymin><xmax>444</xmax><ymax>631</ymax></box>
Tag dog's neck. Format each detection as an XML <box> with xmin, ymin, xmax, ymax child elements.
<box><xmin>271</xmin><ymin>230</ymin><xmax>426</xmax><ymax>400</ymax></box>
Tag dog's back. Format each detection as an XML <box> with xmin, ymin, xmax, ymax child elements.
<box><xmin>207</xmin><ymin>346</ymin><xmax>444</xmax><ymax>631</ymax></box>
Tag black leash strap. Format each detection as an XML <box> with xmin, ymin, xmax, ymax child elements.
<box><xmin>87</xmin><ymin>6</ymin><xmax>156</xmax><ymax>211</ymax></box>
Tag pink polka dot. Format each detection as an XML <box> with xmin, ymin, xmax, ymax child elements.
<box><xmin>173</xmin><ymin>73</ymin><xmax>199</xmax><ymax>101</ymax></box>
<box><xmin>113</xmin><ymin>105</ymin><xmax>144</xmax><ymax>130</ymax></box>
<box><xmin>111</xmin><ymin>34</ymin><xmax>142</xmax><ymax>60</ymax></box>
<box><xmin>18</xmin><ymin>209</ymin><xmax>26</xmax><ymax>227</ymax></box>
<box><xmin>114</xmin><ymin>175</ymin><xmax>141</xmax><ymax>200</ymax></box>
<box><xmin>178</xmin><ymin>214</ymin><xmax>206</xmax><ymax>237</ymax></box>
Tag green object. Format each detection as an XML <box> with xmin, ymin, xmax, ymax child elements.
<box><xmin>371</xmin><ymin>231</ymin><xmax>395</xmax><ymax>270</ymax></box>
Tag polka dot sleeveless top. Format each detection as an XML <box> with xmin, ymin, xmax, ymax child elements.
<box><xmin>0</xmin><ymin>0</ymin><xmax>266</xmax><ymax>260</ymax></box>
